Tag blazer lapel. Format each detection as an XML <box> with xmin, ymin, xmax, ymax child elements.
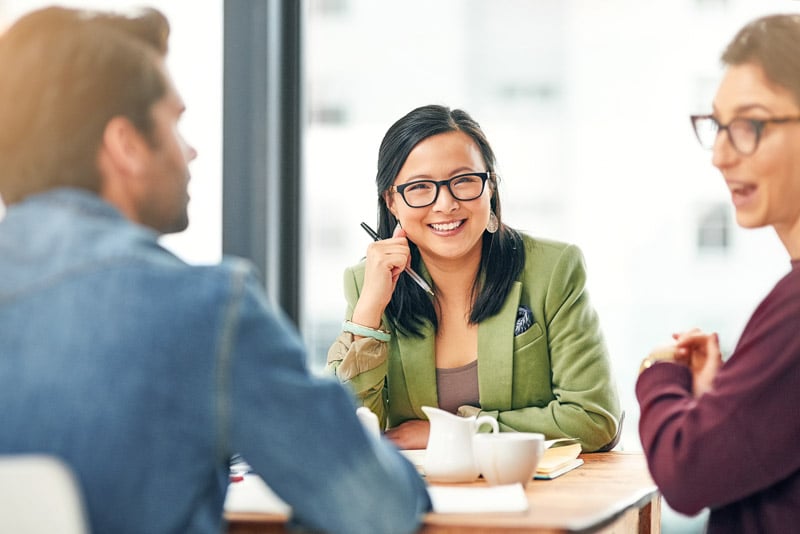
<box><xmin>477</xmin><ymin>281</ymin><xmax>522</xmax><ymax>411</ymax></box>
<box><xmin>396</xmin><ymin>323</ymin><xmax>438</xmax><ymax>419</ymax></box>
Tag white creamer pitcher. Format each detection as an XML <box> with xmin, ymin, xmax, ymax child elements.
<box><xmin>421</xmin><ymin>405</ymin><xmax>499</xmax><ymax>483</ymax></box>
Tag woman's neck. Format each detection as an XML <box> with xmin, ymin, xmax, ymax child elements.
<box><xmin>421</xmin><ymin>247</ymin><xmax>482</xmax><ymax>300</ymax></box>
<box><xmin>775</xmin><ymin>219</ymin><xmax>800</xmax><ymax>260</ymax></box>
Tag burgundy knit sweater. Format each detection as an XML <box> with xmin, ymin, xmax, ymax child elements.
<box><xmin>637</xmin><ymin>260</ymin><xmax>800</xmax><ymax>533</ymax></box>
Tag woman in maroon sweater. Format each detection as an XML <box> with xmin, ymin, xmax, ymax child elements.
<box><xmin>636</xmin><ymin>14</ymin><xmax>800</xmax><ymax>533</ymax></box>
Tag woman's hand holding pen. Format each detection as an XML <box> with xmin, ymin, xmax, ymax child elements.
<box><xmin>672</xmin><ymin>328</ymin><xmax>723</xmax><ymax>398</ymax></box>
<box><xmin>351</xmin><ymin>225</ymin><xmax>411</xmax><ymax>329</ymax></box>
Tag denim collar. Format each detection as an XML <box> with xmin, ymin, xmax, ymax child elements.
<box><xmin>19</xmin><ymin>187</ymin><xmax>126</xmax><ymax>222</ymax></box>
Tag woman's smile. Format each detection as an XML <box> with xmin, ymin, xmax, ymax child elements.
<box><xmin>429</xmin><ymin>219</ymin><xmax>465</xmax><ymax>234</ymax></box>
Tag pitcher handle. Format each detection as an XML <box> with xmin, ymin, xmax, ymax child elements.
<box><xmin>474</xmin><ymin>415</ymin><xmax>499</xmax><ymax>434</ymax></box>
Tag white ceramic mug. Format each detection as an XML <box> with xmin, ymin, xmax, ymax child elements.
<box><xmin>473</xmin><ymin>432</ymin><xmax>545</xmax><ymax>487</ymax></box>
<box><xmin>356</xmin><ymin>407</ymin><xmax>381</xmax><ymax>439</ymax></box>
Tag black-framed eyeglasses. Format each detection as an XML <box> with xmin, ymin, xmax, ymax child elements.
<box><xmin>690</xmin><ymin>114</ymin><xmax>800</xmax><ymax>155</ymax></box>
<box><xmin>391</xmin><ymin>172</ymin><xmax>492</xmax><ymax>208</ymax></box>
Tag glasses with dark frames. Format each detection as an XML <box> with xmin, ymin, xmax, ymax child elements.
<box><xmin>690</xmin><ymin>114</ymin><xmax>800</xmax><ymax>155</ymax></box>
<box><xmin>391</xmin><ymin>172</ymin><xmax>492</xmax><ymax>208</ymax></box>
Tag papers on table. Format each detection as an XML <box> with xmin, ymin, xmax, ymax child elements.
<box><xmin>224</xmin><ymin>472</ymin><xmax>529</xmax><ymax>516</ymax></box>
<box><xmin>224</xmin><ymin>474</ymin><xmax>290</xmax><ymax>514</ymax></box>
<box><xmin>227</xmin><ymin>443</ymin><xmax>580</xmax><ymax>517</ymax></box>
<box><xmin>399</xmin><ymin>449</ymin><xmax>426</xmax><ymax>472</ymax></box>
<box><xmin>427</xmin><ymin>483</ymin><xmax>529</xmax><ymax>513</ymax></box>
<box><xmin>225</xmin><ymin>473</ymin><xmax>528</xmax><ymax>515</ymax></box>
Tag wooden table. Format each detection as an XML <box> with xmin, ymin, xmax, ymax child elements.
<box><xmin>226</xmin><ymin>451</ymin><xmax>660</xmax><ymax>534</ymax></box>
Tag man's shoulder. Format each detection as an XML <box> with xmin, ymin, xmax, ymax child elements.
<box><xmin>134</xmin><ymin>255</ymin><xmax>262</xmax><ymax>299</ymax></box>
<box><xmin>191</xmin><ymin>256</ymin><xmax>261</xmax><ymax>289</ymax></box>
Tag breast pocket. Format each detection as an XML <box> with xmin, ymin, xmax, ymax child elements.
<box><xmin>511</xmin><ymin>322</ymin><xmax>553</xmax><ymax>407</ymax></box>
<box><xmin>513</xmin><ymin>322</ymin><xmax>544</xmax><ymax>351</ymax></box>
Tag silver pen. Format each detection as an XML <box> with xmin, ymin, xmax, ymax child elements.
<box><xmin>360</xmin><ymin>222</ymin><xmax>435</xmax><ymax>297</ymax></box>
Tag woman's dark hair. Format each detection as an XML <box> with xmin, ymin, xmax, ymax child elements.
<box><xmin>722</xmin><ymin>14</ymin><xmax>800</xmax><ymax>107</ymax></box>
<box><xmin>375</xmin><ymin>104</ymin><xmax>525</xmax><ymax>336</ymax></box>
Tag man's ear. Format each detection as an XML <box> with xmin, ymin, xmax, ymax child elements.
<box><xmin>99</xmin><ymin>116</ymin><xmax>148</xmax><ymax>178</ymax></box>
<box><xmin>96</xmin><ymin>116</ymin><xmax>150</xmax><ymax>223</ymax></box>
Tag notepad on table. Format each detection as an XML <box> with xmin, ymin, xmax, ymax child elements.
<box><xmin>427</xmin><ymin>483</ymin><xmax>529</xmax><ymax>514</ymax></box>
<box><xmin>225</xmin><ymin>474</ymin><xmax>291</xmax><ymax>514</ymax></box>
<box><xmin>535</xmin><ymin>439</ymin><xmax>583</xmax><ymax>480</ymax></box>
<box><xmin>399</xmin><ymin>449</ymin><xmax>425</xmax><ymax>473</ymax></box>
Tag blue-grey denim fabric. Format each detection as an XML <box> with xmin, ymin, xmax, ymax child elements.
<box><xmin>0</xmin><ymin>188</ymin><xmax>429</xmax><ymax>534</ymax></box>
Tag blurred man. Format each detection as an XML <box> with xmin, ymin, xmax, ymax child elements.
<box><xmin>0</xmin><ymin>6</ymin><xmax>429</xmax><ymax>534</ymax></box>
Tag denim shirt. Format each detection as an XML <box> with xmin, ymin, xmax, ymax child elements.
<box><xmin>0</xmin><ymin>188</ymin><xmax>429</xmax><ymax>534</ymax></box>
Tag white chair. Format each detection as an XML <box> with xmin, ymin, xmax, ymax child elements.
<box><xmin>0</xmin><ymin>454</ymin><xmax>90</xmax><ymax>534</ymax></box>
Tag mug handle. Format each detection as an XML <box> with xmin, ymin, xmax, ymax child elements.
<box><xmin>356</xmin><ymin>406</ymin><xmax>381</xmax><ymax>439</ymax></box>
<box><xmin>474</xmin><ymin>415</ymin><xmax>499</xmax><ymax>434</ymax></box>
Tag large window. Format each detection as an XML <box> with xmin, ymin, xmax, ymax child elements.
<box><xmin>301</xmin><ymin>0</ymin><xmax>796</xmax><ymax>449</ymax></box>
<box><xmin>3</xmin><ymin>0</ymin><xmax>795</xmax><ymax>455</ymax></box>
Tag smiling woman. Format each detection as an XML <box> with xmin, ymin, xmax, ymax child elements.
<box><xmin>705</xmin><ymin>60</ymin><xmax>800</xmax><ymax>236</ymax></box>
<box><xmin>326</xmin><ymin>104</ymin><xmax>622</xmax><ymax>453</ymax></box>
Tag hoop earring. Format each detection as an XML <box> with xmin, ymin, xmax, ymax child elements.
<box><xmin>486</xmin><ymin>211</ymin><xmax>499</xmax><ymax>234</ymax></box>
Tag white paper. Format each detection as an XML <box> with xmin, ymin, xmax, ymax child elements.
<box><xmin>399</xmin><ymin>449</ymin><xmax>425</xmax><ymax>473</ymax></box>
<box><xmin>224</xmin><ymin>474</ymin><xmax>291</xmax><ymax>514</ymax></box>
<box><xmin>427</xmin><ymin>483</ymin><xmax>529</xmax><ymax>514</ymax></box>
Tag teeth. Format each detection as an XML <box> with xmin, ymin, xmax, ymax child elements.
<box><xmin>431</xmin><ymin>221</ymin><xmax>462</xmax><ymax>231</ymax></box>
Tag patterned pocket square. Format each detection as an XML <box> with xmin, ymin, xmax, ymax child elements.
<box><xmin>514</xmin><ymin>305</ymin><xmax>534</xmax><ymax>336</ymax></box>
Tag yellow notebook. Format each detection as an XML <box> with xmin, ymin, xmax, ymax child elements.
<box><xmin>535</xmin><ymin>439</ymin><xmax>583</xmax><ymax>480</ymax></box>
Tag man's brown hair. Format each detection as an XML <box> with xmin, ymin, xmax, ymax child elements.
<box><xmin>0</xmin><ymin>7</ymin><xmax>170</xmax><ymax>204</ymax></box>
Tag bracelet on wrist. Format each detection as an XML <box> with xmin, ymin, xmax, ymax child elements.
<box><xmin>342</xmin><ymin>320</ymin><xmax>391</xmax><ymax>342</ymax></box>
<box><xmin>638</xmin><ymin>347</ymin><xmax>677</xmax><ymax>375</ymax></box>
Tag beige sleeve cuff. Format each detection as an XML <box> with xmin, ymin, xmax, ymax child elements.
<box><xmin>327</xmin><ymin>331</ymin><xmax>388</xmax><ymax>382</ymax></box>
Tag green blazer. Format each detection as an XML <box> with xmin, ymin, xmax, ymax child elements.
<box><xmin>331</xmin><ymin>234</ymin><xmax>621</xmax><ymax>452</ymax></box>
